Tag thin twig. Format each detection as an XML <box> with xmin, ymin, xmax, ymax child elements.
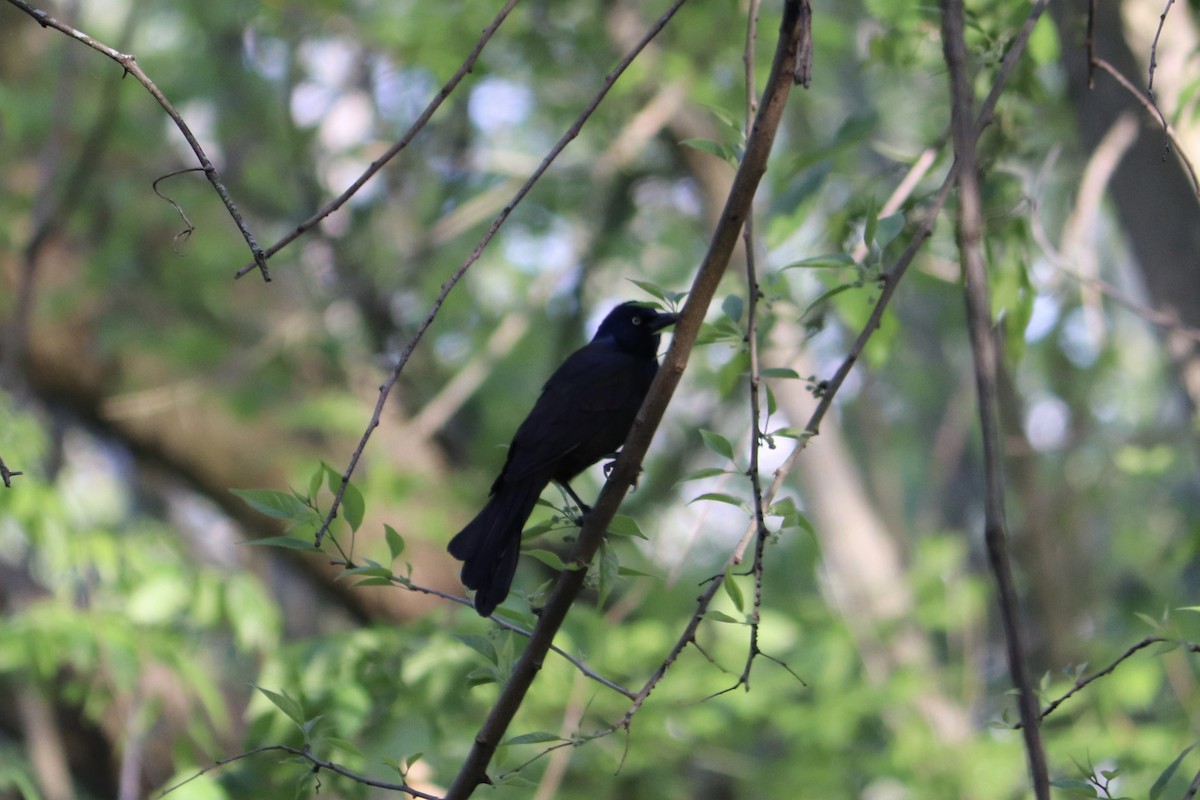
<box><xmin>152</xmin><ymin>168</ymin><xmax>204</xmax><ymax>253</ymax></box>
<box><xmin>940</xmin><ymin>0</ymin><xmax>1048</xmax><ymax>796</ymax></box>
<box><xmin>1147</xmin><ymin>0</ymin><xmax>1174</xmax><ymax>97</ymax></box>
<box><xmin>5</xmin><ymin>0</ymin><xmax>272</xmax><ymax>281</ymax></box>
<box><xmin>1086</xmin><ymin>0</ymin><xmax>1097</xmax><ymax>88</ymax></box>
<box><xmin>326</xmin><ymin>551</ymin><xmax>637</xmax><ymax>699</ymax></box>
<box><xmin>734</xmin><ymin>0</ymin><xmax>770</xmax><ymax>692</ymax></box>
<box><xmin>153</xmin><ymin>744</ymin><xmax>437</xmax><ymax>799</ymax></box>
<box><xmin>1027</xmin><ymin>638</ymin><xmax>1176</xmax><ymax>724</ymax></box>
<box><xmin>0</xmin><ymin>456</ymin><xmax>22</xmax><ymax>488</ymax></box>
<box><xmin>1186</xmin><ymin>762</ymin><xmax>1200</xmax><ymax>800</ymax></box>
<box><xmin>1091</xmin><ymin>57</ymin><xmax>1200</xmax><ymax>196</ymax></box>
<box><xmin>233</xmin><ymin>0</ymin><xmax>522</xmax><ymax>280</ymax></box>
<box><xmin>312</xmin><ymin>0</ymin><xmax>689</xmax><ymax>548</ymax></box>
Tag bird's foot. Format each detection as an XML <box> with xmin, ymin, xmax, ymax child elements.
<box><xmin>602</xmin><ymin>457</ymin><xmax>643</xmax><ymax>490</ymax></box>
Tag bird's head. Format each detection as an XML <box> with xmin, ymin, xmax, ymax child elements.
<box><xmin>592</xmin><ymin>301</ymin><xmax>679</xmax><ymax>357</ymax></box>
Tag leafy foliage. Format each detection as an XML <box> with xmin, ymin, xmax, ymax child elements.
<box><xmin>2</xmin><ymin>0</ymin><xmax>1200</xmax><ymax>798</ymax></box>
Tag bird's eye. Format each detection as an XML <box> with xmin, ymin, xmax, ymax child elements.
<box><xmin>632</xmin><ymin>316</ymin><xmax>643</xmax><ymax>325</ymax></box>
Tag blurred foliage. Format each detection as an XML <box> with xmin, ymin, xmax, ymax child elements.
<box><xmin>2</xmin><ymin>0</ymin><xmax>1200</xmax><ymax>798</ymax></box>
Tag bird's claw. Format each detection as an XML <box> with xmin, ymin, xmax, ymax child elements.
<box><xmin>603</xmin><ymin>458</ymin><xmax>643</xmax><ymax>490</ymax></box>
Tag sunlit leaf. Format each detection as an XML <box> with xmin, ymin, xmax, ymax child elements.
<box><xmin>256</xmin><ymin>686</ymin><xmax>305</xmax><ymax>726</ymax></box>
<box><xmin>341</xmin><ymin>481</ymin><xmax>365</xmax><ymax>532</ymax></box>
<box><xmin>700</xmin><ymin>429</ymin><xmax>735</xmax><ymax>462</ymax></box>
<box><xmin>230</xmin><ymin>488</ymin><xmax>309</xmax><ymax>522</ymax></box>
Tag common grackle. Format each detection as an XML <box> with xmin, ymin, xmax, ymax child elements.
<box><xmin>448</xmin><ymin>302</ymin><xmax>678</xmax><ymax>616</ymax></box>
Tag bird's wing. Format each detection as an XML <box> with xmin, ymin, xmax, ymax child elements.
<box><xmin>498</xmin><ymin>343</ymin><xmax>655</xmax><ymax>484</ymax></box>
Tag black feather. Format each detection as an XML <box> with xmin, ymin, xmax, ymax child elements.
<box><xmin>447</xmin><ymin>302</ymin><xmax>677</xmax><ymax>616</ymax></box>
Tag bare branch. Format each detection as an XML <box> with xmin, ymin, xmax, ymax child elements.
<box><xmin>0</xmin><ymin>456</ymin><xmax>22</xmax><ymax>488</ymax></box>
<box><xmin>1092</xmin><ymin>57</ymin><xmax>1200</xmax><ymax>196</ymax></box>
<box><xmin>323</xmin><ymin>547</ymin><xmax>638</xmax><ymax>699</ymax></box>
<box><xmin>940</xmin><ymin>0</ymin><xmax>1048</xmax><ymax>795</ymax></box>
<box><xmin>734</xmin><ymin>0</ymin><xmax>770</xmax><ymax>692</ymax></box>
<box><xmin>1028</xmin><ymin>636</ymin><xmax>1181</xmax><ymax>724</ymax></box>
<box><xmin>232</xmin><ymin>0</ymin><xmax>523</xmax><ymax>280</ymax></box>
<box><xmin>154</xmin><ymin>744</ymin><xmax>438</xmax><ymax>799</ymax></box>
<box><xmin>5</xmin><ymin>0</ymin><xmax>272</xmax><ymax>280</ymax></box>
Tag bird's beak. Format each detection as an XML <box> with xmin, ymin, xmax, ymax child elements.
<box><xmin>648</xmin><ymin>311</ymin><xmax>679</xmax><ymax>333</ymax></box>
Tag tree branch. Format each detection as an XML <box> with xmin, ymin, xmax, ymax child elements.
<box><xmin>232</xmin><ymin>0</ymin><xmax>523</xmax><ymax>280</ymax></box>
<box><xmin>1091</xmin><ymin>57</ymin><xmax>1199</xmax><ymax>196</ymax></box>
<box><xmin>154</xmin><ymin>744</ymin><xmax>438</xmax><ymax>799</ymax></box>
<box><xmin>940</xmin><ymin>0</ymin><xmax>1048</xmax><ymax>796</ymax></box>
<box><xmin>4</xmin><ymin>0</ymin><xmax>272</xmax><ymax>281</ymax></box>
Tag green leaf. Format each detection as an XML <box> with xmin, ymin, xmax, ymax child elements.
<box><xmin>617</xmin><ymin>565</ymin><xmax>658</xmax><ymax>578</ymax></box>
<box><xmin>353</xmin><ymin>577</ymin><xmax>395</xmax><ymax>587</ymax></box>
<box><xmin>689</xmin><ymin>492</ymin><xmax>747</xmax><ymax>510</ymax></box>
<box><xmin>307</xmin><ymin>464</ymin><xmax>324</xmax><ymax>501</ymax></box>
<box><xmin>256</xmin><ymin>686</ymin><xmax>306</xmax><ymax>726</ymax></box>
<box><xmin>700</xmin><ymin>429</ymin><xmax>735</xmax><ymax>462</ymax></box>
<box><xmin>245</xmin><ymin>535</ymin><xmax>319</xmax><ymax>550</ymax></box>
<box><xmin>521</xmin><ymin>519</ymin><xmax>560</xmax><ymax>540</ymax></box>
<box><xmin>607</xmin><ymin>514</ymin><xmax>648</xmax><ymax>539</ymax></box>
<box><xmin>319</xmin><ymin>463</ymin><xmax>337</xmax><ymax>491</ymax></box>
<box><xmin>1049</xmin><ymin>778</ymin><xmax>1098</xmax><ymax>797</ymax></box>
<box><xmin>864</xmin><ymin>195</ymin><xmax>880</xmax><ymax>247</ymax></box>
<box><xmin>681</xmin><ymin>137</ymin><xmax>739</xmax><ymax>165</ymax></box>
<box><xmin>695</xmin><ymin>318</ymin><xmax>744</xmax><ymax>346</ymax></box>
<box><xmin>385</xmin><ymin>524</ymin><xmax>405</xmax><ymax>561</ymax></box>
<box><xmin>780</xmin><ymin>253</ymin><xmax>856</xmax><ymax>270</ymax></box>
<box><xmin>453</xmin><ymin>634</ymin><xmax>498</xmax><ymax>664</ymax></box>
<box><xmin>705</xmin><ymin>610</ymin><xmax>744</xmax><ymax>624</ymax></box>
<box><xmin>769</xmin><ymin>426</ymin><xmax>811</xmax><ymax>440</ymax></box>
<box><xmin>525</xmin><ymin>549</ymin><xmax>571</xmax><ymax>571</ymax></box>
<box><xmin>679</xmin><ymin>467</ymin><xmax>730</xmax><ymax>483</ymax></box>
<box><xmin>597</xmin><ymin>542</ymin><xmax>619</xmax><ymax>607</ymax></box>
<box><xmin>1134</xmin><ymin>612</ymin><xmax>1164</xmax><ymax>631</ymax></box>
<box><xmin>768</xmin><ymin>497</ymin><xmax>814</xmax><ymax>536</ymax></box>
<box><xmin>1150</xmin><ymin>741</ymin><xmax>1198</xmax><ymax>800</ymax></box>
<box><xmin>230</xmin><ymin>488</ymin><xmax>310</xmax><ymax>522</ymax></box>
<box><xmin>699</xmin><ymin>102</ymin><xmax>744</xmax><ymax>136</ymax></box>
<box><xmin>721</xmin><ymin>294</ymin><xmax>744</xmax><ymax>324</ymax></box>
<box><xmin>759</xmin><ymin>367</ymin><xmax>800</xmax><ymax>379</ymax></box>
<box><xmin>799</xmin><ymin>284</ymin><xmax>855</xmax><ymax>323</ymax></box>
<box><xmin>627</xmin><ymin>279</ymin><xmax>669</xmax><ymax>304</ymax></box>
<box><xmin>874</xmin><ymin>211</ymin><xmax>905</xmax><ymax>249</ymax></box>
<box><xmin>341</xmin><ymin>481</ymin><xmax>365</xmax><ymax>533</ymax></box>
<box><xmin>503</xmin><ymin>731</ymin><xmax>564</xmax><ymax>746</ymax></box>
<box><xmin>723</xmin><ymin>569</ymin><xmax>744</xmax><ymax>612</ymax></box>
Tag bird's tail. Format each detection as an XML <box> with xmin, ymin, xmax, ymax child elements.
<box><xmin>447</xmin><ymin>480</ymin><xmax>544</xmax><ymax>616</ymax></box>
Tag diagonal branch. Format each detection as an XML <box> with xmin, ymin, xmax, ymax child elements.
<box><xmin>940</xmin><ymin>0</ymin><xmax>1048</xmax><ymax>796</ymax></box>
<box><xmin>154</xmin><ymin>744</ymin><xmax>437</xmax><ymax>799</ymax></box>
<box><xmin>441</xmin><ymin>3</ymin><xmax>810</xmax><ymax>796</ymax></box>
<box><xmin>232</xmin><ymin>0</ymin><xmax>522</xmax><ymax>280</ymax></box>
<box><xmin>5</xmin><ymin>0</ymin><xmax>272</xmax><ymax>281</ymax></box>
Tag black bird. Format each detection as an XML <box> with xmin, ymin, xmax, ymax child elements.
<box><xmin>448</xmin><ymin>302</ymin><xmax>678</xmax><ymax>616</ymax></box>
